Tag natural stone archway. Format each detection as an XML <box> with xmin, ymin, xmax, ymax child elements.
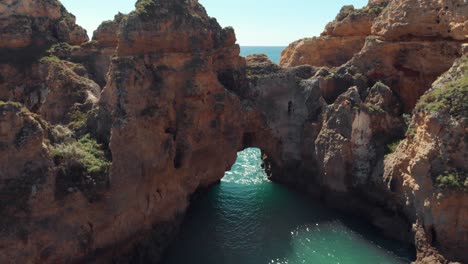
<box><xmin>0</xmin><ymin>0</ymin><xmax>467</xmax><ymax>263</ymax></box>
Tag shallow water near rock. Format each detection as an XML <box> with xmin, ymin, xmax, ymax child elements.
<box><xmin>163</xmin><ymin>148</ymin><xmax>414</xmax><ymax>264</ymax></box>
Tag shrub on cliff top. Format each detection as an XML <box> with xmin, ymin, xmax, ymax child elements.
<box><xmin>52</xmin><ymin>134</ymin><xmax>110</xmax><ymax>201</ymax></box>
<box><xmin>135</xmin><ymin>0</ymin><xmax>159</xmax><ymax>18</ymax></box>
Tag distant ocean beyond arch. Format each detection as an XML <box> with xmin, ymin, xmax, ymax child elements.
<box><xmin>240</xmin><ymin>46</ymin><xmax>286</xmax><ymax>64</ymax></box>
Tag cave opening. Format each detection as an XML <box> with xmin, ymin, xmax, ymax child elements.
<box><xmin>162</xmin><ymin>147</ymin><xmax>415</xmax><ymax>264</ymax></box>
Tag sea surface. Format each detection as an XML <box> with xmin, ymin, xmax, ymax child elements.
<box><xmin>240</xmin><ymin>46</ymin><xmax>286</xmax><ymax>64</ymax></box>
<box><xmin>163</xmin><ymin>148</ymin><xmax>414</xmax><ymax>264</ymax></box>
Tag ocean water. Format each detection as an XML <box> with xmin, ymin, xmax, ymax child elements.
<box><xmin>240</xmin><ymin>46</ymin><xmax>286</xmax><ymax>64</ymax></box>
<box><xmin>163</xmin><ymin>148</ymin><xmax>414</xmax><ymax>264</ymax></box>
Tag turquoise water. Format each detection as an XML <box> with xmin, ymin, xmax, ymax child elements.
<box><xmin>163</xmin><ymin>148</ymin><xmax>413</xmax><ymax>264</ymax></box>
<box><xmin>240</xmin><ymin>46</ymin><xmax>286</xmax><ymax>64</ymax></box>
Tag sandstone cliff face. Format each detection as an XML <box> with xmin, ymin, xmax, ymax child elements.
<box><xmin>0</xmin><ymin>0</ymin><xmax>466</xmax><ymax>263</ymax></box>
<box><xmin>242</xmin><ymin>55</ymin><xmax>320</xmax><ymax>183</ymax></box>
<box><xmin>94</xmin><ymin>1</ymin><xmax>248</xmax><ymax>260</ymax></box>
<box><xmin>278</xmin><ymin>1</ymin><xmax>467</xmax><ymax>261</ymax></box>
<box><xmin>348</xmin><ymin>38</ymin><xmax>462</xmax><ymax>111</ymax></box>
<box><xmin>241</xmin><ymin>55</ymin><xmax>413</xmax><ymax>245</ymax></box>
<box><xmin>372</xmin><ymin>0</ymin><xmax>468</xmax><ymax>41</ymax></box>
<box><xmin>384</xmin><ymin>56</ymin><xmax>467</xmax><ymax>263</ymax></box>
<box><xmin>0</xmin><ymin>0</ymin><xmax>93</xmax><ymax>125</ymax></box>
<box><xmin>0</xmin><ymin>0</ymin><xmax>87</xmax><ymax>50</ymax></box>
<box><xmin>0</xmin><ymin>102</ymin><xmax>49</xmax><ymax>185</ymax></box>
<box><xmin>0</xmin><ymin>102</ymin><xmax>54</xmax><ymax>262</ymax></box>
<box><xmin>280</xmin><ymin>1</ymin><xmax>388</xmax><ymax>67</ymax></box>
<box><xmin>1</xmin><ymin>0</ymin><xmax>249</xmax><ymax>262</ymax></box>
<box><xmin>279</xmin><ymin>36</ymin><xmax>367</xmax><ymax>68</ymax></box>
<box><xmin>280</xmin><ymin>0</ymin><xmax>467</xmax><ymax>111</ymax></box>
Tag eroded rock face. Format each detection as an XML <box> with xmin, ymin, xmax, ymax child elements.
<box><xmin>280</xmin><ymin>36</ymin><xmax>366</xmax><ymax>68</ymax></box>
<box><xmin>0</xmin><ymin>102</ymin><xmax>49</xmax><ymax>183</ymax></box>
<box><xmin>372</xmin><ymin>0</ymin><xmax>468</xmax><ymax>41</ymax></box>
<box><xmin>280</xmin><ymin>1</ymin><xmax>388</xmax><ymax>67</ymax></box>
<box><xmin>280</xmin><ymin>0</ymin><xmax>467</xmax><ymax>111</ymax></box>
<box><xmin>0</xmin><ymin>0</ymin><xmax>466</xmax><ymax>263</ymax></box>
<box><xmin>348</xmin><ymin>38</ymin><xmax>462</xmax><ymax>111</ymax></box>
<box><xmin>0</xmin><ymin>102</ymin><xmax>53</xmax><ymax>263</ymax></box>
<box><xmin>0</xmin><ymin>0</ymin><xmax>94</xmax><ymax>125</ymax></box>
<box><xmin>37</xmin><ymin>58</ymin><xmax>101</xmax><ymax>124</ymax></box>
<box><xmin>0</xmin><ymin>0</ymin><xmax>87</xmax><ymax>50</ymax></box>
<box><xmin>245</xmin><ymin>55</ymin><xmax>414</xmax><ymax>244</ymax></box>
<box><xmin>243</xmin><ymin>55</ymin><xmax>320</xmax><ymax>182</ymax></box>
<box><xmin>384</xmin><ymin>57</ymin><xmax>468</xmax><ymax>263</ymax></box>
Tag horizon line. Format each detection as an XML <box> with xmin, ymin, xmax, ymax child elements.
<box><xmin>239</xmin><ymin>45</ymin><xmax>288</xmax><ymax>47</ymax></box>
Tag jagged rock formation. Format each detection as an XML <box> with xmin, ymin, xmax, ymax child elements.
<box><xmin>280</xmin><ymin>0</ymin><xmax>466</xmax><ymax>111</ymax></box>
<box><xmin>0</xmin><ymin>0</ymin><xmax>248</xmax><ymax>262</ymax></box>
<box><xmin>280</xmin><ymin>1</ymin><xmax>388</xmax><ymax>68</ymax></box>
<box><xmin>347</xmin><ymin>38</ymin><xmax>461</xmax><ymax>111</ymax></box>
<box><xmin>384</xmin><ymin>56</ymin><xmax>467</xmax><ymax>263</ymax></box>
<box><xmin>0</xmin><ymin>0</ymin><xmax>466</xmax><ymax>263</ymax></box>
<box><xmin>279</xmin><ymin>0</ymin><xmax>468</xmax><ymax>262</ymax></box>
<box><xmin>0</xmin><ymin>0</ymin><xmax>92</xmax><ymax>124</ymax></box>
<box><xmin>0</xmin><ymin>0</ymin><xmax>87</xmax><ymax>50</ymax></box>
<box><xmin>95</xmin><ymin>1</ymin><xmax>249</xmax><ymax>261</ymax></box>
<box><xmin>372</xmin><ymin>0</ymin><xmax>468</xmax><ymax>40</ymax></box>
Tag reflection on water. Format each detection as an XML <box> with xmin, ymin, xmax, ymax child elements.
<box><xmin>163</xmin><ymin>148</ymin><xmax>413</xmax><ymax>264</ymax></box>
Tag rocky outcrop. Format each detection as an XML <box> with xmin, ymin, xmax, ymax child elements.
<box><xmin>279</xmin><ymin>36</ymin><xmax>367</xmax><ymax>68</ymax></box>
<box><xmin>0</xmin><ymin>0</ymin><xmax>248</xmax><ymax>262</ymax></box>
<box><xmin>0</xmin><ymin>0</ymin><xmax>93</xmax><ymax>125</ymax></box>
<box><xmin>315</xmin><ymin>82</ymin><xmax>403</xmax><ymax>192</ymax></box>
<box><xmin>94</xmin><ymin>1</ymin><xmax>248</xmax><ymax>260</ymax></box>
<box><xmin>280</xmin><ymin>1</ymin><xmax>388</xmax><ymax>67</ymax></box>
<box><xmin>0</xmin><ymin>0</ymin><xmax>466</xmax><ymax>263</ymax></box>
<box><xmin>280</xmin><ymin>0</ymin><xmax>467</xmax><ymax>111</ymax></box>
<box><xmin>372</xmin><ymin>0</ymin><xmax>468</xmax><ymax>41</ymax></box>
<box><xmin>0</xmin><ymin>102</ymin><xmax>53</xmax><ymax>263</ymax></box>
<box><xmin>0</xmin><ymin>102</ymin><xmax>50</xmax><ymax>184</ymax></box>
<box><xmin>278</xmin><ymin>1</ymin><xmax>467</xmax><ymax>261</ymax></box>
<box><xmin>384</xmin><ymin>56</ymin><xmax>467</xmax><ymax>263</ymax></box>
<box><xmin>242</xmin><ymin>54</ymin><xmax>319</xmax><ymax>182</ymax></box>
<box><xmin>348</xmin><ymin>38</ymin><xmax>462</xmax><ymax>111</ymax></box>
<box><xmin>0</xmin><ymin>0</ymin><xmax>88</xmax><ymax>50</ymax></box>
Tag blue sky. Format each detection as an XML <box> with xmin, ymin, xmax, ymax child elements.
<box><xmin>61</xmin><ymin>0</ymin><xmax>368</xmax><ymax>46</ymax></box>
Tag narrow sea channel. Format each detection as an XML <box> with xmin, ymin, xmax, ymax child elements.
<box><xmin>163</xmin><ymin>148</ymin><xmax>413</xmax><ymax>264</ymax></box>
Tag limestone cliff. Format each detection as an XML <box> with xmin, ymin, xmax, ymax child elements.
<box><xmin>280</xmin><ymin>1</ymin><xmax>388</xmax><ymax>67</ymax></box>
<box><xmin>0</xmin><ymin>0</ymin><xmax>94</xmax><ymax>125</ymax></box>
<box><xmin>0</xmin><ymin>0</ymin><xmax>248</xmax><ymax>262</ymax></box>
<box><xmin>276</xmin><ymin>1</ymin><xmax>468</xmax><ymax>262</ymax></box>
<box><xmin>0</xmin><ymin>0</ymin><xmax>466</xmax><ymax>263</ymax></box>
<box><xmin>280</xmin><ymin>0</ymin><xmax>466</xmax><ymax>111</ymax></box>
<box><xmin>384</xmin><ymin>56</ymin><xmax>467</xmax><ymax>263</ymax></box>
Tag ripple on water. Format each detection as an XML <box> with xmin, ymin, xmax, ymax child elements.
<box><xmin>222</xmin><ymin>148</ymin><xmax>268</xmax><ymax>185</ymax></box>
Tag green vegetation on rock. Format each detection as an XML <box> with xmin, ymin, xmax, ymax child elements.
<box><xmin>417</xmin><ymin>58</ymin><xmax>468</xmax><ymax>119</ymax></box>
<box><xmin>68</xmin><ymin>106</ymin><xmax>90</xmax><ymax>131</ymax></box>
<box><xmin>365</xmin><ymin>6</ymin><xmax>385</xmax><ymax>15</ymax></box>
<box><xmin>135</xmin><ymin>0</ymin><xmax>159</xmax><ymax>18</ymax></box>
<box><xmin>52</xmin><ymin>134</ymin><xmax>110</xmax><ymax>201</ymax></box>
<box><xmin>39</xmin><ymin>55</ymin><xmax>62</xmax><ymax>64</ymax></box>
<box><xmin>0</xmin><ymin>101</ymin><xmax>23</xmax><ymax>112</ymax></box>
<box><xmin>46</xmin><ymin>42</ymin><xmax>79</xmax><ymax>56</ymax></box>
<box><xmin>337</xmin><ymin>3</ymin><xmax>387</xmax><ymax>21</ymax></box>
<box><xmin>435</xmin><ymin>170</ymin><xmax>467</xmax><ymax>191</ymax></box>
<box><xmin>365</xmin><ymin>104</ymin><xmax>385</xmax><ymax>114</ymax></box>
<box><xmin>386</xmin><ymin>140</ymin><xmax>402</xmax><ymax>154</ymax></box>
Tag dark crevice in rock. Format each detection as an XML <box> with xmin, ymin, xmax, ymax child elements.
<box><xmin>173</xmin><ymin>146</ymin><xmax>184</xmax><ymax>169</ymax></box>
